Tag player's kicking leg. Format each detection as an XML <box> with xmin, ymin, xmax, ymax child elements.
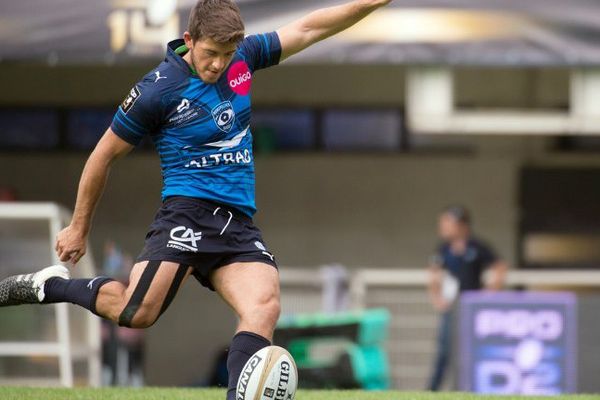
<box><xmin>0</xmin><ymin>261</ymin><xmax>192</xmax><ymax>328</ymax></box>
<box><xmin>211</xmin><ymin>261</ymin><xmax>280</xmax><ymax>400</ymax></box>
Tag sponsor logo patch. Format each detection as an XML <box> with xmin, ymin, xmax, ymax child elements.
<box><xmin>167</xmin><ymin>97</ymin><xmax>205</xmax><ymax>127</ymax></box>
<box><xmin>263</xmin><ymin>388</ymin><xmax>275</xmax><ymax>398</ymax></box>
<box><xmin>121</xmin><ymin>86</ymin><xmax>141</xmax><ymax>114</ymax></box>
<box><xmin>167</xmin><ymin>226</ymin><xmax>202</xmax><ymax>252</ymax></box>
<box><xmin>227</xmin><ymin>61</ymin><xmax>252</xmax><ymax>96</ymax></box>
<box><xmin>177</xmin><ymin>98</ymin><xmax>190</xmax><ymax>113</ymax></box>
<box><xmin>206</xmin><ymin>126</ymin><xmax>249</xmax><ymax>151</ymax></box>
<box><xmin>184</xmin><ymin>148</ymin><xmax>253</xmax><ymax>169</ymax></box>
<box><xmin>211</xmin><ymin>100</ymin><xmax>236</xmax><ymax>133</ymax></box>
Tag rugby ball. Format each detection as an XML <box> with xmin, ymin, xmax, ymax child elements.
<box><xmin>236</xmin><ymin>346</ymin><xmax>298</xmax><ymax>400</ymax></box>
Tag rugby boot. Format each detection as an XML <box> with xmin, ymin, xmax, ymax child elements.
<box><xmin>0</xmin><ymin>265</ymin><xmax>70</xmax><ymax>306</ymax></box>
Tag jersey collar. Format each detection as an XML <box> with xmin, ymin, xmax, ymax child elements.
<box><xmin>166</xmin><ymin>39</ymin><xmax>198</xmax><ymax>76</ymax></box>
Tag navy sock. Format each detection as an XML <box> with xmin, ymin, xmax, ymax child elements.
<box><xmin>226</xmin><ymin>331</ymin><xmax>271</xmax><ymax>400</ymax></box>
<box><xmin>42</xmin><ymin>277</ymin><xmax>114</xmax><ymax>316</ymax></box>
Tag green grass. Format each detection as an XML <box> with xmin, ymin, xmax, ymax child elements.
<box><xmin>0</xmin><ymin>388</ymin><xmax>598</xmax><ymax>400</ymax></box>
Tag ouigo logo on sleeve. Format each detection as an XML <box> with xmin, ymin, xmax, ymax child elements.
<box><xmin>227</xmin><ymin>61</ymin><xmax>252</xmax><ymax>96</ymax></box>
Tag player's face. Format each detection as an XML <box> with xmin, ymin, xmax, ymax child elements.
<box><xmin>438</xmin><ymin>213</ymin><xmax>467</xmax><ymax>241</ymax></box>
<box><xmin>184</xmin><ymin>33</ymin><xmax>238</xmax><ymax>84</ymax></box>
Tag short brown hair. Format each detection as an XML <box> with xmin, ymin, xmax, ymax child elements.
<box><xmin>188</xmin><ymin>0</ymin><xmax>245</xmax><ymax>44</ymax></box>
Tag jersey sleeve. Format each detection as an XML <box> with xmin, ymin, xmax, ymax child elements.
<box><xmin>238</xmin><ymin>32</ymin><xmax>282</xmax><ymax>72</ymax></box>
<box><xmin>110</xmin><ymin>79</ymin><xmax>160</xmax><ymax>146</ymax></box>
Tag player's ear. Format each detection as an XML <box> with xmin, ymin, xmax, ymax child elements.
<box><xmin>183</xmin><ymin>31</ymin><xmax>194</xmax><ymax>48</ymax></box>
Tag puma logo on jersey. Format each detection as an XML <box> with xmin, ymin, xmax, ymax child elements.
<box><xmin>154</xmin><ymin>71</ymin><xmax>167</xmax><ymax>82</ymax></box>
<box><xmin>206</xmin><ymin>126</ymin><xmax>249</xmax><ymax>151</ymax></box>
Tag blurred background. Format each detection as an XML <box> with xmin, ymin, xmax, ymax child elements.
<box><xmin>0</xmin><ymin>0</ymin><xmax>600</xmax><ymax>395</ymax></box>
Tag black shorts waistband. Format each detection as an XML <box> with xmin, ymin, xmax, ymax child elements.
<box><xmin>163</xmin><ymin>196</ymin><xmax>253</xmax><ymax>224</ymax></box>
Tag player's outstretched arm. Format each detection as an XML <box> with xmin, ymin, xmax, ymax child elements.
<box><xmin>55</xmin><ymin>128</ymin><xmax>133</xmax><ymax>264</ymax></box>
<box><xmin>276</xmin><ymin>0</ymin><xmax>392</xmax><ymax>61</ymax></box>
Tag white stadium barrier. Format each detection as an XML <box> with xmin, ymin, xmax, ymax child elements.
<box><xmin>0</xmin><ymin>203</ymin><xmax>101</xmax><ymax>387</ymax></box>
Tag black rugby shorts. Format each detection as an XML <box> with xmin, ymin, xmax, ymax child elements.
<box><xmin>136</xmin><ymin>196</ymin><xmax>277</xmax><ymax>290</ymax></box>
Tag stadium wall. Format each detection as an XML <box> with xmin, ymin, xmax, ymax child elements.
<box><xmin>0</xmin><ymin>65</ymin><xmax>568</xmax><ymax>108</ymax></box>
<box><xmin>0</xmin><ymin>149</ymin><xmax>520</xmax><ymax>270</ymax></box>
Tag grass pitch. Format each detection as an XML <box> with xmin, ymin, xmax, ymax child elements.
<box><xmin>0</xmin><ymin>387</ymin><xmax>598</xmax><ymax>400</ymax></box>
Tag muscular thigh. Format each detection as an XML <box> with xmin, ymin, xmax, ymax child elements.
<box><xmin>121</xmin><ymin>260</ymin><xmax>193</xmax><ymax>326</ymax></box>
<box><xmin>212</xmin><ymin>262</ymin><xmax>279</xmax><ymax>307</ymax></box>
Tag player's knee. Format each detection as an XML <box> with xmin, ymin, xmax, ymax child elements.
<box><xmin>266</xmin><ymin>295</ymin><xmax>281</xmax><ymax>323</ymax></box>
<box><xmin>253</xmin><ymin>291</ymin><xmax>281</xmax><ymax>326</ymax></box>
<box><xmin>119</xmin><ymin>301</ymin><xmax>160</xmax><ymax>329</ymax></box>
<box><xmin>128</xmin><ymin>304</ymin><xmax>160</xmax><ymax>329</ymax></box>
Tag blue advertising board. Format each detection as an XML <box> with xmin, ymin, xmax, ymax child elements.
<box><xmin>460</xmin><ymin>291</ymin><xmax>577</xmax><ymax>395</ymax></box>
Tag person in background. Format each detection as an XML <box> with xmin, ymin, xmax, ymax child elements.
<box><xmin>426</xmin><ymin>205</ymin><xmax>508</xmax><ymax>391</ymax></box>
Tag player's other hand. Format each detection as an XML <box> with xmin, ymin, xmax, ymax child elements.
<box><xmin>55</xmin><ymin>225</ymin><xmax>87</xmax><ymax>265</ymax></box>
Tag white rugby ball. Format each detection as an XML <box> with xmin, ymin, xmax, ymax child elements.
<box><xmin>236</xmin><ymin>345</ymin><xmax>298</xmax><ymax>400</ymax></box>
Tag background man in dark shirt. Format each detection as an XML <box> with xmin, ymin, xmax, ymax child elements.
<box><xmin>426</xmin><ymin>205</ymin><xmax>508</xmax><ymax>391</ymax></box>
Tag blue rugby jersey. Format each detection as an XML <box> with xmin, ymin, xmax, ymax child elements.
<box><xmin>110</xmin><ymin>32</ymin><xmax>281</xmax><ymax>216</ymax></box>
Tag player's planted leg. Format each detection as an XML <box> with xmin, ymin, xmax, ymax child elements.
<box><xmin>211</xmin><ymin>262</ymin><xmax>281</xmax><ymax>400</ymax></box>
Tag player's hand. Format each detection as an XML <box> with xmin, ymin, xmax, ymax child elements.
<box><xmin>55</xmin><ymin>225</ymin><xmax>88</xmax><ymax>265</ymax></box>
<box><xmin>432</xmin><ymin>297</ymin><xmax>450</xmax><ymax>312</ymax></box>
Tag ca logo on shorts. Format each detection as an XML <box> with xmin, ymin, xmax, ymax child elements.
<box><xmin>167</xmin><ymin>226</ymin><xmax>202</xmax><ymax>252</ymax></box>
<box><xmin>211</xmin><ymin>101</ymin><xmax>235</xmax><ymax>133</ymax></box>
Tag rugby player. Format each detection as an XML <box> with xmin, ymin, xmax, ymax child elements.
<box><xmin>0</xmin><ymin>0</ymin><xmax>392</xmax><ymax>397</ymax></box>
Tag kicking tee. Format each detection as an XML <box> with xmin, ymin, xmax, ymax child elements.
<box><xmin>111</xmin><ymin>33</ymin><xmax>281</xmax><ymax>216</ymax></box>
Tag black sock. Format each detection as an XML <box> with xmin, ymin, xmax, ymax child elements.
<box><xmin>42</xmin><ymin>277</ymin><xmax>114</xmax><ymax>316</ymax></box>
<box><xmin>226</xmin><ymin>331</ymin><xmax>271</xmax><ymax>400</ymax></box>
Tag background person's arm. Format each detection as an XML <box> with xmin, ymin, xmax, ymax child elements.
<box><xmin>277</xmin><ymin>0</ymin><xmax>392</xmax><ymax>61</ymax></box>
<box><xmin>427</xmin><ymin>264</ymin><xmax>450</xmax><ymax>312</ymax></box>
<box><xmin>485</xmin><ymin>260</ymin><xmax>509</xmax><ymax>291</ymax></box>
<box><xmin>55</xmin><ymin>128</ymin><xmax>134</xmax><ymax>264</ymax></box>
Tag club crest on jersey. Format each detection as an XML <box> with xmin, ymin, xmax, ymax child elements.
<box><xmin>212</xmin><ymin>101</ymin><xmax>236</xmax><ymax>133</ymax></box>
<box><xmin>121</xmin><ymin>86</ymin><xmax>141</xmax><ymax>114</ymax></box>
